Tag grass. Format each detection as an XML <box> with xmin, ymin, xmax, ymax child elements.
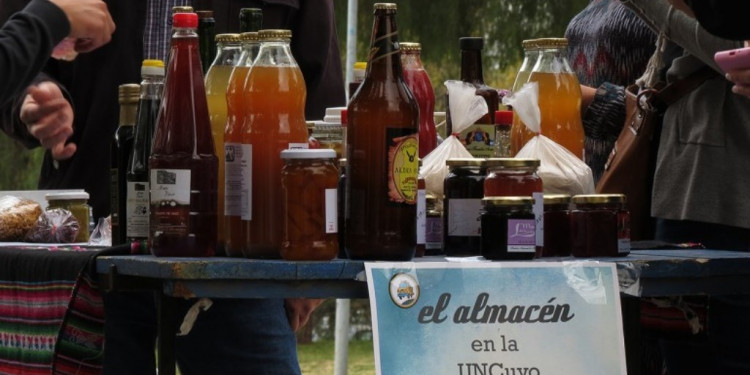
<box><xmin>298</xmin><ymin>339</ymin><xmax>375</xmax><ymax>375</ymax></box>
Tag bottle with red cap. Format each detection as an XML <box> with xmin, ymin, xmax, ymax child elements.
<box><xmin>149</xmin><ymin>12</ymin><xmax>218</xmax><ymax>257</ymax></box>
<box><xmin>494</xmin><ymin>110</ymin><xmax>513</xmax><ymax>157</ymax></box>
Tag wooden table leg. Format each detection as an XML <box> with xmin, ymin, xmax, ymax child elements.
<box><xmin>157</xmin><ymin>294</ymin><xmax>178</xmax><ymax>375</ymax></box>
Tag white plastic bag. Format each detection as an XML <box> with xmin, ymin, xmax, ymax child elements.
<box><xmin>444</xmin><ymin>80</ymin><xmax>488</xmax><ymax>134</ymax></box>
<box><xmin>503</xmin><ymin>82</ymin><xmax>594</xmax><ymax>195</ymax></box>
<box><xmin>420</xmin><ymin>136</ymin><xmax>474</xmax><ymax>198</ymax></box>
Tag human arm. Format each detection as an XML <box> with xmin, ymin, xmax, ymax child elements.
<box><xmin>284</xmin><ymin>298</ymin><xmax>324</xmax><ymax>332</ymax></box>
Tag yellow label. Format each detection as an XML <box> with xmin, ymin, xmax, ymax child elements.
<box><xmin>387</xmin><ymin>132</ymin><xmax>418</xmax><ymax>204</ymax></box>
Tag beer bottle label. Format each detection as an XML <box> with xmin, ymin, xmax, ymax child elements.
<box><xmin>386</xmin><ymin>128</ymin><xmax>418</xmax><ymax>204</ymax></box>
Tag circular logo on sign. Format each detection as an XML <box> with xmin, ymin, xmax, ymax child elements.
<box><xmin>389</xmin><ymin>273</ymin><xmax>419</xmax><ymax>309</ymax></box>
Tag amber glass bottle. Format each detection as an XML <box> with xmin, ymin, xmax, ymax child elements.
<box><xmin>346</xmin><ymin>3</ymin><xmax>419</xmax><ymax>260</ymax></box>
<box><xmin>149</xmin><ymin>13</ymin><xmax>218</xmax><ymax>257</ymax></box>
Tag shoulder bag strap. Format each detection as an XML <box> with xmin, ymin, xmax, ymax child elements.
<box><xmin>650</xmin><ymin>66</ymin><xmax>718</xmax><ymax>110</ymax></box>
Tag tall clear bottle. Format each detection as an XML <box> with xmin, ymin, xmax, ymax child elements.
<box><xmin>400</xmin><ymin>42</ymin><xmax>437</xmax><ymax>158</ymax></box>
<box><xmin>126</xmin><ymin>60</ymin><xmax>165</xmax><ymax>244</ymax></box>
<box><xmin>149</xmin><ymin>12</ymin><xmax>218</xmax><ymax>257</ymax></box>
<box><xmin>346</xmin><ymin>3</ymin><xmax>419</xmax><ymax>260</ymax></box>
<box><xmin>241</xmin><ymin>29</ymin><xmax>309</xmax><ymax>259</ymax></box>
<box><xmin>224</xmin><ymin>31</ymin><xmax>260</xmax><ymax>257</ymax></box>
<box><xmin>205</xmin><ymin>33</ymin><xmax>241</xmax><ymax>255</ymax></box>
<box><xmin>111</xmin><ymin>84</ymin><xmax>139</xmax><ymax>246</ymax></box>
<box><xmin>510</xmin><ymin>38</ymin><xmax>584</xmax><ymax>158</ymax></box>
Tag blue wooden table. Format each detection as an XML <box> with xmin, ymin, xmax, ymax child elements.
<box><xmin>96</xmin><ymin>249</ymin><xmax>750</xmax><ymax>375</ymax></box>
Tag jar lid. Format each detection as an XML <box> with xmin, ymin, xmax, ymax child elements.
<box><xmin>536</xmin><ymin>38</ymin><xmax>568</xmax><ymax>48</ymax></box>
<box><xmin>484</xmin><ymin>158</ymin><xmax>539</xmax><ymax>168</ymax></box>
<box><xmin>141</xmin><ymin>59</ymin><xmax>165</xmax><ymax>77</ymax></box>
<box><xmin>280</xmin><ymin>149</ymin><xmax>337</xmax><ymax>160</ymax></box>
<box><xmin>446</xmin><ymin>158</ymin><xmax>485</xmax><ymax>167</ymax></box>
<box><xmin>240</xmin><ymin>32</ymin><xmax>259</xmax><ymax>42</ymax></box>
<box><xmin>482</xmin><ymin>196</ymin><xmax>534</xmax><ymax>207</ymax></box>
<box><xmin>46</xmin><ymin>191</ymin><xmax>90</xmax><ymax>201</ymax></box>
<box><xmin>215</xmin><ymin>33</ymin><xmax>241</xmax><ymax>43</ymax></box>
<box><xmin>572</xmin><ymin>194</ymin><xmax>626</xmax><ymax>204</ymax></box>
<box><xmin>258</xmin><ymin>29</ymin><xmax>291</xmax><ymax>40</ymax></box>
<box><xmin>400</xmin><ymin>42</ymin><xmax>421</xmax><ymax>52</ymax></box>
<box><xmin>543</xmin><ymin>194</ymin><xmax>571</xmax><ymax>205</ymax></box>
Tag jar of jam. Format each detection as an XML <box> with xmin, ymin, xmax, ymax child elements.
<box><xmin>538</xmin><ymin>194</ymin><xmax>571</xmax><ymax>258</ymax></box>
<box><xmin>280</xmin><ymin>149</ymin><xmax>339</xmax><ymax>260</ymax></box>
<box><xmin>425</xmin><ymin>194</ymin><xmax>443</xmax><ymax>256</ymax></box>
<box><xmin>443</xmin><ymin>158</ymin><xmax>486</xmax><ymax>256</ymax></box>
<box><xmin>480</xmin><ymin>196</ymin><xmax>535</xmax><ymax>260</ymax></box>
<box><xmin>570</xmin><ymin>194</ymin><xmax>630</xmax><ymax>257</ymax></box>
<box><xmin>483</xmin><ymin>158</ymin><xmax>542</xmax><ymax>197</ymax></box>
<box><xmin>45</xmin><ymin>191</ymin><xmax>91</xmax><ymax>243</ymax></box>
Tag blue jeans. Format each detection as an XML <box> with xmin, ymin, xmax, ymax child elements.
<box><xmin>655</xmin><ymin>218</ymin><xmax>750</xmax><ymax>374</ymax></box>
<box><xmin>102</xmin><ymin>292</ymin><xmax>301</xmax><ymax>375</ymax></box>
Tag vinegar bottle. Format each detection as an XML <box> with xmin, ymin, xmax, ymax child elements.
<box><xmin>224</xmin><ymin>31</ymin><xmax>260</xmax><ymax>257</ymax></box>
<box><xmin>241</xmin><ymin>29</ymin><xmax>309</xmax><ymax>259</ymax></box>
<box><xmin>346</xmin><ymin>3</ymin><xmax>419</xmax><ymax>260</ymax></box>
<box><xmin>510</xmin><ymin>38</ymin><xmax>584</xmax><ymax>159</ymax></box>
<box><xmin>111</xmin><ymin>83</ymin><xmax>139</xmax><ymax>246</ymax></box>
<box><xmin>205</xmin><ymin>33</ymin><xmax>241</xmax><ymax>255</ymax></box>
<box><xmin>400</xmin><ymin>42</ymin><xmax>437</xmax><ymax>158</ymax></box>
<box><xmin>126</xmin><ymin>59</ymin><xmax>165</xmax><ymax>244</ymax></box>
<box><xmin>149</xmin><ymin>12</ymin><xmax>218</xmax><ymax>257</ymax></box>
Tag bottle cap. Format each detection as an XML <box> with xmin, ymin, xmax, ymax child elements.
<box><xmin>400</xmin><ymin>42</ymin><xmax>421</xmax><ymax>52</ymax></box>
<box><xmin>118</xmin><ymin>83</ymin><xmax>140</xmax><ymax>103</ymax></box>
<box><xmin>494</xmin><ymin>110</ymin><xmax>513</xmax><ymax>125</ymax></box>
<box><xmin>173</xmin><ymin>13</ymin><xmax>198</xmax><ymax>29</ymax></box>
<box><xmin>240</xmin><ymin>32</ymin><xmax>259</xmax><ymax>42</ymax></box>
<box><xmin>172</xmin><ymin>6</ymin><xmax>193</xmax><ymax>14</ymax></box>
<box><xmin>460</xmin><ymin>37</ymin><xmax>484</xmax><ymax>50</ymax></box>
<box><xmin>215</xmin><ymin>33</ymin><xmax>241</xmax><ymax>43</ymax></box>
<box><xmin>141</xmin><ymin>59</ymin><xmax>165</xmax><ymax>77</ymax></box>
<box><xmin>353</xmin><ymin>61</ymin><xmax>367</xmax><ymax>70</ymax></box>
<box><xmin>258</xmin><ymin>29</ymin><xmax>292</xmax><ymax>40</ymax></box>
<box><xmin>374</xmin><ymin>3</ymin><xmax>397</xmax><ymax>11</ymax></box>
<box><xmin>280</xmin><ymin>149</ymin><xmax>337</xmax><ymax>160</ymax></box>
<box><xmin>196</xmin><ymin>10</ymin><xmax>214</xmax><ymax>19</ymax></box>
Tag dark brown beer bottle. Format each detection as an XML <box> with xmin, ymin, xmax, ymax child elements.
<box><xmin>345</xmin><ymin>3</ymin><xmax>419</xmax><ymax>260</ymax></box>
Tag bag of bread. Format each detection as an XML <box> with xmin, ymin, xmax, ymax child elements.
<box><xmin>0</xmin><ymin>195</ymin><xmax>43</xmax><ymax>241</ymax></box>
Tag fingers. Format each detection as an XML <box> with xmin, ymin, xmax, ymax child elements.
<box><xmin>20</xmin><ymin>82</ymin><xmax>77</xmax><ymax>160</ymax></box>
<box><xmin>726</xmin><ymin>71</ymin><xmax>750</xmax><ymax>99</ymax></box>
<box><xmin>50</xmin><ymin>141</ymin><xmax>77</xmax><ymax>160</ymax></box>
<box><xmin>52</xmin><ymin>0</ymin><xmax>116</xmax><ymax>52</ymax></box>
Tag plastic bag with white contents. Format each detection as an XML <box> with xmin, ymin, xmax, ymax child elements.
<box><xmin>420</xmin><ymin>136</ymin><xmax>474</xmax><ymax>198</ymax></box>
<box><xmin>503</xmin><ymin>82</ymin><xmax>594</xmax><ymax>195</ymax></box>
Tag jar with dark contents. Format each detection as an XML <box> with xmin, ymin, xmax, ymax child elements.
<box><xmin>425</xmin><ymin>194</ymin><xmax>443</xmax><ymax>255</ymax></box>
<box><xmin>538</xmin><ymin>194</ymin><xmax>571</xmax><ymax>258</ymax></box>
<box><xmin>443</xmin><ymin>158</ymin><xmax>486</xmax><ymax>256</ymax></box>
<box><xmin>280</xmin><ymin>149</ymin><xmax>339</xmax><ymax>260</ymax></box>
<box><xmin>480</xmin><ymin>196</ymin><xmax>535</xmax><ymax>260</ymax></box>
<box><xmin>45</xmin><ymin>191</ymin><xmax>91</xmax><ymax>243</ymax></box>
<box><xmin>483</xmin><ymin>158</ymin><xmax>542</xmax><ymax>197</ymax></box>
<box><xmin>570</xmin><ymin>194</ymin><xmax>630</xmax><ymax>257</ymax></box>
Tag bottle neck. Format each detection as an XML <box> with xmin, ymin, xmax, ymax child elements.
<box><xmin>255</xmin><ymin>39</ymin><xmax>296</xmax><ymax>67</ymax></box>
<box><xmin>173</xmin><ymin>27</ymin><xmax>198</xmax><ymax>39</ymax></box>
<box><xmin>533</xmin><ymin>47</ymin><xmax>573</xmax><ymax>74</ymax></box>
<box><xmin>214</xmin><ymin>42</ymin><xmax>242</xmax><ymax>66</ymax></box>
<box><xmin>400</xmin><ymin>51</ymin><xmax>423</xmax><ymax>70</ymax></box>
<box><xmin>460</xmin><ymin>49</ymin><xmax>484</xmax><ymax>84</ymax></box>
<box><xmin>365</xmin><ymin>11</ymin><xmax>404</xmax><ymax>80</ymax></box>
<box><xmin>119</xmin><ymin>102</ymin><xmax>138</xmax><ymax>126</ymax></box>
<box><xmin>140</xmin><ymin>76</ymin><xmax>164</xmax><ymax>100</ymax></box>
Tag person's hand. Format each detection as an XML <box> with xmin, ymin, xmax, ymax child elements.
<box><xmin>725</xmin><ymin>69</ymin><xmax>750</xmax><ymax>99</ymax></box>
<box><xmin>50</xmin><ymin>0</ymin><xmax>115</xmax><ymax>52</ymax></box>
<box><xmin>284</xmin><ymin>298</ymin><xmax>324</xmax><ymax>332</ymax></box>
<box><xmin>20</xmin><ymin>82</ymin><xmax>76</xmax><ymax>160</ymax></box>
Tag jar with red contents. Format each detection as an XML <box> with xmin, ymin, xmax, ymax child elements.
<box><xmin>483</xmin><ymin>158</ymin><xmax>542</xmax><ymax>197</ymax></box>
<box><xmin>537</xmin><ymin>194</ymin><xmax>571</xmax><ymax>258</ymax></box>
<box><xmin>570</xmin><ymin>194</ymin><xmax>630</xmax><ymax>257</ymax></box>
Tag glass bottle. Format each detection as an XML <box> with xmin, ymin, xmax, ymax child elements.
<box><xmin>111</xmin><ymin>83</ymin><xmax>139</xmax><ymax>246</ymax></box>
<box><xmin>400</xmin><ymin>42</ymin><xmax>437</xmax><ymax>158</ymax></box>
<box><xmin>196</xmin><ymin>10</ymin><xmax>216</xmax><ymax>74</ymax></box>
<box><xmin>242</xmin><ymin>29</ymin><xmax>309</xmax><ymax>259</ymax></box>
<box><xmin>511</xmin><ymin>38</ymin><xmax>585</xmax><ymax>159</ymax></box>
<box><xmin>446</xmin><ymin>37</ymin><xmax>499</xmax><ymax>157</ymax></box>
<box><xmin>346</xmin><ymin>3</ymin><xmax>419</xmax><ymax>260</ymax></box>
<box><xmin>511</xmin><ymin>39</ymin><xmax>541</xmax><ymax>93</ymax></box>
<box><xmin>149</xmin><ymin>12</ymin><xmax>218</xmax><ymax>257</ymax></box>
<box><xmin>224</xmin><ymin>31</ymin><xmax>259</xmax><ymax>257</ymax></box>
<box><xmin>205</xmin><ymin>33</ymin><xmax>241</xmax><ymax>255</ymax></box>
<box><xmin>126</xmin><ymin>60</ymin><xmax>165</xmax><ymax>244</ymax></box>
<box><xmin>239</xmin><ymin>8</ymin><xmax>263</xmax><ymax>32</ymax></box>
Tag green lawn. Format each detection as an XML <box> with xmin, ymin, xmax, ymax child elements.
<box><xmin>298</xmin><ymin>339</ymin><xmax>375</xmax><ymax>375</ymax></box>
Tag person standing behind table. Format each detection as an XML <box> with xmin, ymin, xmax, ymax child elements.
<box><xmin>564</xmin><ymin>0</ymin><xmax>656</xmax><ymax>183</ymax></box>
<box><xmin>621</xmin><ymin>0</ymin><xmax>750</xmax><ymax>374</ymax></box>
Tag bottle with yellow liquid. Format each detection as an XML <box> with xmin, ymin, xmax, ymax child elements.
<box><xmin>510</xmin><ymin>38</ymin><xmax>584</xmax><ymax>159</ymax></box>
<box><xmin>205</xmin><ymin>33</ymin><xmax>241</xmax><ymax>255</ymax></box>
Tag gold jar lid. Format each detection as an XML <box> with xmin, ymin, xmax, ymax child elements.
<box><xmin>543</xmin><ymin>194</ymin><xmax>571</xmax><ymax>205</ymax></box>
<box><xmin>485</xmin><ymin>158</ymin><xmax>540</xmax><ymax>168</ymax></box>
<box><xmin>215</xmin><ymin>33</ymin><xmax>241</xmax><ymax>43</ymax></box>
<box><xmin>172</xmin><ymin>6</ymin><xmax>194</xmax><ymax>13</ymax></box>
<box><xmin>240</xmin><ymin>32</ymin><xmax>259</xmax><ymax>42</ymax></box>
<box><xmin>118</xmin><ymin>83</ymin><xmax>140</xmax><ymax>103</ymax></box>
<box><xmin>400</xmin><ymin>42</ymin><xmax>421</xmax><ymax>52</ymax></box>
<box><xmin>446</xmin><ymin>158</ymin><xmax>485</xmax><ymax>167</ymax></box>
<box><xmin>572</xmin><ymin>194</ymin><xmax>626</xmax><ymax>205</ymax></box>
<box><xmin>374</xmin><ymin>3</ymin><xmax>397</xmax><ymax>11</ymax></box>
<box><xmin>482</xmin><ymin>196</ymin><xmax>534</xmax><ymax>207</ymax></box>
<box><xmin>536</xmin><ymin>38</ymin><xmax>568</xmax><ymax>48</ymax></box>
<box><xmin>258</xmin><ymin>29</ymin><xmax>292</xmax><ymax>40</ymax></box>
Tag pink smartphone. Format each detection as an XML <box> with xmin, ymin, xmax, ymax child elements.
<box><xmin>714</xmin><ymin>47</ymin><xmax>750</xmax><ymax>73</ymax></box>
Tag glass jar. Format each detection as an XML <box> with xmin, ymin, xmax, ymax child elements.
<box><xmin>311</xmin><ymin>121</ymin><xmax>344</xmax><ymax>158</ymax></box>
<box><xmin>484</xmin><ymin>158</ymin><xmax>542</xmax><ymax>197</ymax></box>
<box><xmin>570</xmin><ymin>194</ymin><xmax>630</xmax><ymax>257</ymax></box>
<box><xmin>443</xmin><ymin>158</ymin><xmax>486</xmax><ymax>256</ymax></box>
<box><xmin>538</xmin><ymin>194</ymin><xmax>571</xmax><ymax>258</ymax></box>
<box><xmin>480</xmin><ymin>196</ymin><xmax>535</xmax><ymax>260</ymax></box>
<box><xmin>280</xmin><ymin>149</ymin><xmax>339</xmax><ymax>261</ymax></box>
<box><xmin>425</xmin><ymin>194</ymin><xmax>443</xmax><ymax>255</ymax></box>
<box><xmin>45</xmin><ymin>191</ymin><xmax>91</xmax><ymax>243</ymax></box>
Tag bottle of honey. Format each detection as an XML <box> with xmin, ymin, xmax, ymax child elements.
<box><xmin>346</xmin><ymin>3</ymin><xmax>419</xmax><ymax>260</ymax></box>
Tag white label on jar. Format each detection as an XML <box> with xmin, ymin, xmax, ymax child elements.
<box><xmin>508</xmin><ymin>219</ymin><xmax>536</xmax><ymax>253</ymax></box>
<box><xmin>416</xmin><ymin>188</ymin><xmax>426</xmax><ymax>245</ymax></box>
<box><xmin>126</xmin><ymin>181</ymin><xmax>149</xmax><ymax>238</ymax></box>
<box><xmin>533</xmin><ymin>192</ymin><xmax>544</xmax><ymax>247</ymax></box>
<box><xmin>224</xmin><ymin>142</ymin><xmax>252</xmax><ymax>219</ymax></box>
<box><xmin>325</xmin><ymin>188</ymin><xmax>338</xmax><ymax>233</ymax></box>
<box><xmin>288</xmin><ymin>143</ymin><xmax>309</xmax><ymax>150</ymax></box>
<box><xmin>447</xmin><ymin>198</ymin><xmax>482</xmax><ymax>237</ymax></box>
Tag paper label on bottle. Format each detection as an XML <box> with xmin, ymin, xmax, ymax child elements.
<box><xmin>126</xmin><ymin>181</ymin><xmax>149</xmax><ymax>238</ymax></box>
<box><xmin>447</xmin><ymin>198</ymin><xmax>482</xmax><ymax>237</ymax></box>
<box><xmin>224</xmin><ymin>143</ymin><xmax>252</xmax><ymax>219</ymax></box>
<box><xmin>386</xmin><ymin>128</ymin><xmax>418</xmax><ymax>205</ymax></box>
<box><xmin>533</xmin><ymin>192</ymin><xmax>544</xmax><ymax>247</ymax></box>
<box><xmin>507</xmin><ymin>219</ymin><xmax>535</xmax><ymax>253</ymax></box>
<box><xmin>325</xmin><ymin>188</ymin><xmax>338</xmax><ymax>234</ymax></box>
<box><xmin>150</xmin><ymin>169</ymin><xmax>191</xmax><ymax>236</ymax></box>
<box><xmin>416</xmin><ymin>189</ymin><xmax>426</xmax><ymax>245</ymax></box>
